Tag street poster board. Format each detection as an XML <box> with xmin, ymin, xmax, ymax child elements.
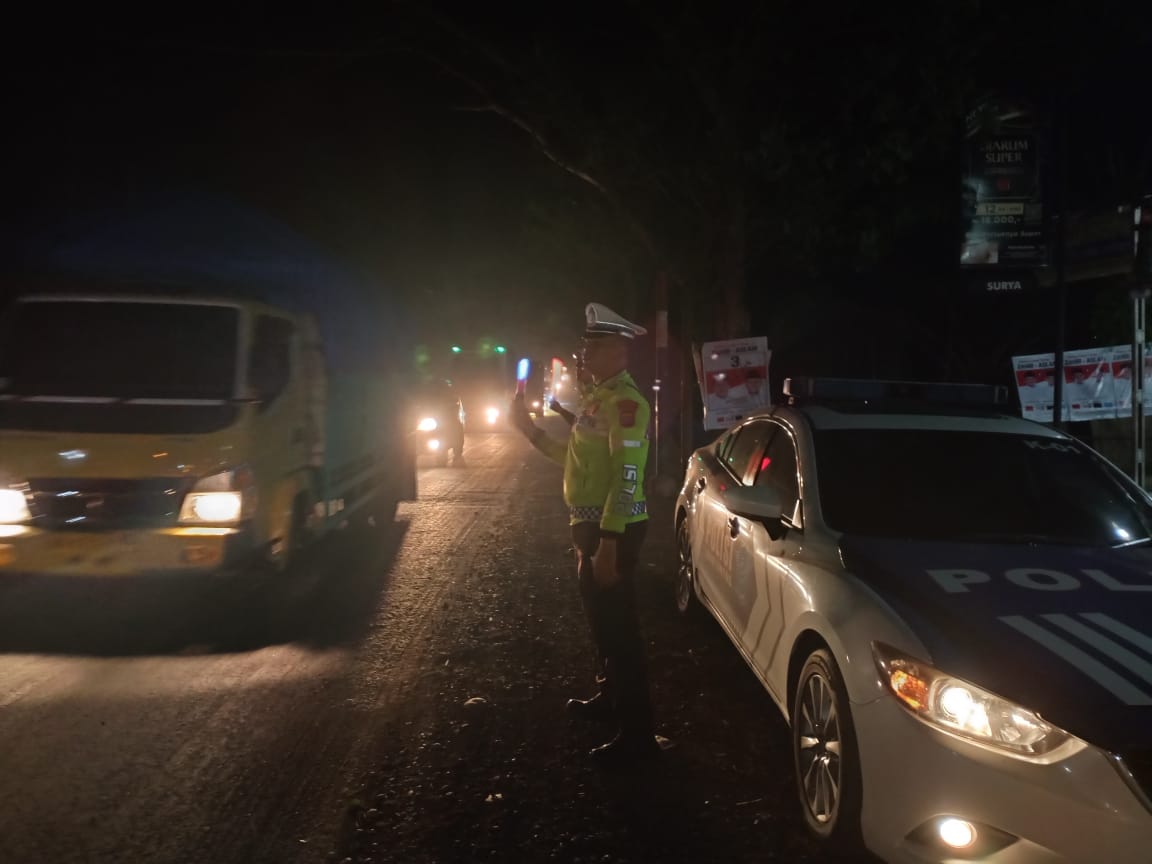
<box><xmin>1112</xmin><ymin>346</ymin><xmax>1133</xmax><ymax>416</ymax></box>
<box><xmin>1061</xmin><ymin>348</ymin><xmax>1116</xmax><ymax>420</ymax></box>
<box><xmin>1012</xmin><ymin>352</ymin><xmax>1065</xmax><ymax>422</ymax></box>
<box><xmin>698</xmin><ymin>337</ymin><xmax>771</xmax><ymax>431</ymax></box>
<box><xmin>1012</xmin><ymin>345</ymin><xmax>1152</xmax><ymax>421</ymax></box>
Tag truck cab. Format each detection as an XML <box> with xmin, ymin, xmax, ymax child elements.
<box><xmin>0</xmin><ymin>292</ymin><xmax>413</xmax><ymax>578</ymax></box>
<box><xmin>410</xmin><ymin>379</ymin><xmax>466</xmax><ymax>465</ymax></box>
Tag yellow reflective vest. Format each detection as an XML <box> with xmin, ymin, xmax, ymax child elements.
<box><xmin>532</xmin><ymin>370</ymin><xmax>650</xmax><ymax>533</ymax></box>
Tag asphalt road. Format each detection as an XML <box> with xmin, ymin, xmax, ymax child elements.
<box><xmin>0</xmin><ymin>427</ymin><xmax>875</xmax><ymax>864</ymax></box>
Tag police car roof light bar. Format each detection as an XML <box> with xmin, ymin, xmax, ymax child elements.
<box><xmin>783</xmin><ymin>377</ymin><xmax>1010</xmax><ymax>407</ymax></box>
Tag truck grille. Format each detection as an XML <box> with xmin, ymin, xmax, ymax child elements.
<box><xmin>27</xmin><ymin>478</ymin><xmax>194</xmax><ymax>529</ymax></box>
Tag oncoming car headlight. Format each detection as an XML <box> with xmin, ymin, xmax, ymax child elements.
<box><xmin>0</xmin><ymin>488</ymin><xmax>31</xmax><ymax>524</ymax></box>
<box><xmin>417</xmin><ymin>417</ymin><xmax>438</xmax><ymax>432</ymax></box>
<box><xmin>179</xmin><ymin>466</ymin><xmax>256</xmax><ymax>525</ymax></box>
<box><xmin>485</xmin><ymin>406</ymin><xmax>500</xmax><ymax>425</ymax></box>
<box><xmin>873</xmin><ymin>642</ymin><xmax>1086</xmax><ymax>761</ymax></box>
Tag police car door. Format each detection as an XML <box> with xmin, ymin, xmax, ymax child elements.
<box><xmin>740</xmin><ymin>422</ymin><xmax>803</xmax><ymax>685</ymax></box>
<box><xmin>695</xmin><ymin>420</ymin><xmax>774</xmax><ymax>634</ymax></box>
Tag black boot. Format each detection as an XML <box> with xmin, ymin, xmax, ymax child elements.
<box><xmin>566</xmin><ymin>694</ymin><xmax>614</xmax><ymax>723</ymax></box>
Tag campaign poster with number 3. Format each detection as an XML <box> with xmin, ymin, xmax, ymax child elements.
<box><xmin>699</xmin><ymin>337</ymin><xmax>772</xmax><ymax>430</ymax></box>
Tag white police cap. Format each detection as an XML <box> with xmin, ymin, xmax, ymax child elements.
<box><xmin>584</xmin><ymin>302</ymin><xmax>647</xmax><ymax>339</ymax></box>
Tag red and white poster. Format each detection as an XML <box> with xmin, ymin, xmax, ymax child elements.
<box><xmin>1111</xmin><ymin>346</ymin><xmax>1133</xmax><ymax>417</ymax></box>
<box><xmin>1012</xmin><ymin>345</ymin><xmax>1152</xmax><ymax>420</ymax></box>
<box><xmin>1062</xmin><ymin>348</ymin><xmax>1115</xmax><ymax>420</ymax></box>
<box><xmin>1012</xmin><ymin>353</ymin><xmax>1066</xmax><ymax>422</ymax></box>
<box><xmin>699</xmin><ymin>337</ymin><xmax>771</xmax><ymax>430</ymax></box>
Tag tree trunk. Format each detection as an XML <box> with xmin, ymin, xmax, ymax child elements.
<box><xmin>712</xmin><ymin>194</ymin><xmax>750</xmax><ymax>339</ymax></box>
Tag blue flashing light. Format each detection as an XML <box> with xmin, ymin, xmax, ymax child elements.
<box><xmin>516</xmin><ymin>358</ymin><xmax>530</xmax><ymax>381</ymax></box>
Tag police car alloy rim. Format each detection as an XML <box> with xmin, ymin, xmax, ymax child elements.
<box><xmin>675</xmin><ymin>518</ymin><xmax>694</xmax><ymax>613</ymax></box>
<box><xmin>792</xmin><ymin>650</ymin><xmax>862</xmax><ymax>845</ymax></box>
<box><xmin>797</xmin><ymin>670</ymin><xmax>842</xmax><ymax>824</ymax></box>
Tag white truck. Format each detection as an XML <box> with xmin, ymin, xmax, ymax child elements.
<box><xmin>0</xmin><ymin>198</ymin><xmax>415</xmax><ymax>580</ymax></box>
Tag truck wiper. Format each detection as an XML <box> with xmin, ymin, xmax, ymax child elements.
<box><xmin>0</xmin><ymin>394</ymin><xmax>232</xmax><ymax>406</ymax></box>
<box><xmin>0</xmin><ymin>394</ymin><xmax>125</xmax><ymax>404</ymax></box>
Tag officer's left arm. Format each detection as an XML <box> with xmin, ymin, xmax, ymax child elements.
<box><xmin>600</xmin><ymin>392</ymin><xmax>650</xmax><ymax>535</ymax></box>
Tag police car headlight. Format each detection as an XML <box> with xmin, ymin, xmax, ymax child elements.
<box><xmin>873</xmin><ymin>642</ymin><xmax>1086</xmax><ymax>761</ymax></box>
<box><xmin>0</xmin><ymin>488</ymin><xmax>31</xmax><ymax>524</ymax></box>
<box><xmin>417</xmin><ymin>417</ymin><xmax>438</xmax><ymax>432</ymax></box>
<box><xmin>179</xmin><ymin>466</ymin><xmax>256</xmax><ymax>525</ymax></box>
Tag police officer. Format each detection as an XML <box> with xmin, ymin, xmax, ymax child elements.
<box><xmin>509</xmin><ymin>302</ymin><xmax>659</xmax><ymax>766</ymax></box>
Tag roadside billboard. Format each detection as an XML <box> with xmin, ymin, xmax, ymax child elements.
<box><xmin>961</xmin><ymin>99</ymin><xmax>1049</xmax><ymax>270</ymax></box>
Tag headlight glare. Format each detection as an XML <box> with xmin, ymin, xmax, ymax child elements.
<box><xmin>0</xmin><ymin>488</ymin><xmax>31</xmax><ymax>523</ymax></box>
<box><xmin>179</xmin><ymin>467</ymin><xmax>255</xmax><ymax>524</ymax></box>
<box><xmin>485</xmin><ymin>406</ymin><xmax>500</xmax><ymax>424</ymax></box>
<box><xmin>417</xmin><ymin>417</ymin><xmax>438</xmax><ymax>432</ymax></box>
<box><xmin>873</xmin><ymin>642</ymin><xmax>1084</xmax><ymax>760</ymax></box>
<box><xmin>181</xmin><ymin>492</ymin><xmax>243</xmax><ymax>523</ymax></box>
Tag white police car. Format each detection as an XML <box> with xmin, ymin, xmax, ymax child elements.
<box><xmin>675</xmin><ymin>378</ymin><xmax>1152</xmax><ymax>863</ymax></box>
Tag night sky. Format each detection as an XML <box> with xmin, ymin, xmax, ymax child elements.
<box><xmin>4</xmin><ymin>3</ymin><xmax>1151</xmax><ymax>388</ymax></box>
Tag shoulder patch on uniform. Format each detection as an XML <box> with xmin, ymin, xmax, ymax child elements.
<box><xmin>618</xmin><ymin>399</ymin><xmax>638</xmax><ymax>427</ymax></box>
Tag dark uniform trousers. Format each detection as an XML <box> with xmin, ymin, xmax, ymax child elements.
<box><xmin>572</xmin><ymin>520</ymin><xmax>653</xmax><ymax>739</ymax></box>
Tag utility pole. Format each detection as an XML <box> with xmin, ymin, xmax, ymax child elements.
<box><xmin>1052</xmin><ymin>90</ymin><xmax>1069</xmax><ymax>429</ymax></box>
<box><xmin>1134</xmin><ymin>198</ymin><xmax>1152</xmax><ymax>487</ymax></box>
<box><xmin>653</xmin><ymin>272</ymin><xmax>669</xmax><ymax>483</ymax></box>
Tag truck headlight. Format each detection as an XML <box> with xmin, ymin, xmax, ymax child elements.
<box><xmin>873</xmin><ymin>642</ymin><xmax>1085</xmax><ymax>761</ymax></box>
<box><xmin>0</xmin><ymin>488</ymin><xmax>31</xmax><ymax>524</ymax></box>
<box><xmin>417</xmin><ymin>417</ymin><xmax>438</xmax><ymax>432</ymax></box>
<box><xmin>182</xmin><ymin>492</ymin><xmax>243</xmax><ymax>523</ymax></box>
<box><xmin>179</xmin><ymin>467</ymin><xmax>255</xmax><ymax>525</ymax></box>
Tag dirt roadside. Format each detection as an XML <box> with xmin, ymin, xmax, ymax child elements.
<box><xmin>328</xmin><ymin>475</ymin><xmax>876</xmax><ymax>864</ymax></box>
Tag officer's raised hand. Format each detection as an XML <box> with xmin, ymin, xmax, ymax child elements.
<box><xmin>550</xmin><ymin>399</ymin><xmax>577</xmax><ymax>427</ymax></box>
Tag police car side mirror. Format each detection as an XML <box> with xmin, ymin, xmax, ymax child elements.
<box><xmin>723</xmin><ymin>486</ymin><xmax>784</xmax><ymax>522</ymax></box>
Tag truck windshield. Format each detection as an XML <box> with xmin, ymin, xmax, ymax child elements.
<box><xmin>0</xmin><ymin>301</ymin><xmax>239</xmax><ymax>401</ymax></box>
<box><xmin>814</xmin><ymin>428</ymin><xmax>1152</xmax><ymax>547</ymax></box>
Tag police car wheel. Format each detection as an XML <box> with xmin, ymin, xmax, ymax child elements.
<box><xmin>791</xmin><ymin>649</ymin><xmax>863</xmax><ymax>848</ymax></box>
<box><xmin>675</xmin><ymin>516</ymin><xmax>696</xmax><ymax>615</ymax></box>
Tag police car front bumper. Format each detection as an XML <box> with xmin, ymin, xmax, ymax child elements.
<box><xmin>854</xmin><ymin>693</ymin><xmax>1152</xmax><ymax>863</ymax></box>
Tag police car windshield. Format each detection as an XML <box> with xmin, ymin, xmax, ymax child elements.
<box><xmin>814</xmin><ymin>429</ymin><xmax>1152</xmax><ymax>546</ymax></box>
